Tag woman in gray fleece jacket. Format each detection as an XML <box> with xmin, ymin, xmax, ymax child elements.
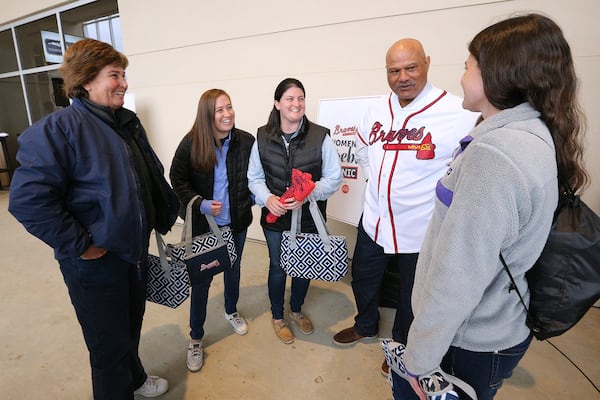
<box><xmin>400</xmin><ymin>14</ymin><xmax>589</xmax><ymax>400</ymax></box>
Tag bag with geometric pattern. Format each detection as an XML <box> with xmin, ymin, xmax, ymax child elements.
<box><xmin>280</xmin><ymin>199</ymin><xmax>348</xmax><ymax>282</ymax></box>
<box><xmin>146</xmin><ymin>231</ymin><xmax>190</xmax><ymax>308</ymax></box>
<box><xmin>379</xmin><ymin>339</ymin><xmax>477</xmax><ymax>400</ymax></box>
<box><xmin>166</xmin><ymin>195</ymin><xmax>237</xmax><ymax>285</ymax></box>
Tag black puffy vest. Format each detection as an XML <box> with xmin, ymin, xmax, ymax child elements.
<box><xmin>257</xmin><ymin>118</ymin><xmax>328</xmax><ymax>232</ymax></box>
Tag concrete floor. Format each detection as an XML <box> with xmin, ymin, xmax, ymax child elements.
<box><xmin>1</xmin><ymin>189</ymin><xmax>598</xmax><ymax>399</ymax></box>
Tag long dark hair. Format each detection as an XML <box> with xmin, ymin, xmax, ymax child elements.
<box><xmin>469</xmin><ymin>13</ymin><xmax>588</xmax><ymax>194</ymax></box>
<box><xmin>188</xmin><ymin>89</ymin><xmax>230</xmax><ymax>171</ymax></box>
<box><xmin>266</xmin><ymin>78</ymin><xmax>305</xmax><ymax>132</ymax></box>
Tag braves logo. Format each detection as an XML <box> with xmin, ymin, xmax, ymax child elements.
<box><xmin>368</xmin><ymin>121</ymin><xmax>436</xmax><ymax>159</ymax></box>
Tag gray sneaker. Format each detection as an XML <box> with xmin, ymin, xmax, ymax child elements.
<box><xmin>225</xmin><ymin>312</ymin><xmax>248</xmax><ymax>335</ymax></box>
<box><xmin>133</xmin><ymin>375</ymin><xmax>168</xmax><ymax>397</ymax></box>
<box><xmin>186</xmin><ymin>341</ymin><xmax>203</xmax><ymax>372</ymax></box>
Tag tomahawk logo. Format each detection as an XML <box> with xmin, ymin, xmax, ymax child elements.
<box><xmin>383</xmin><ymin>133</ymin><xmax>436</xmax><ymax>159</ymax></box>
<box><xmin>200</xmin><ymin>259</ymin><xmax>221</xmax><ymax>271</ymax></box>
<box><xmin>368</xmin><ymin>122</ymin><xmax>436</xmax><ymax>159</ymax></box>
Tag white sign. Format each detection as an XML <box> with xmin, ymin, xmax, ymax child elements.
<box><xmin>318</xmin><ymin>96</ymin><xmax>381</xmax><ymax>226</ymax></box>
<box><xmin>41</xmin><ymin>31</ymin><xmax>83</xmax><ymax>64</ymax></box>
<box><xmin>124</xmin><ymin>93</ymin><xmax>136</xmax><ymax>112</ymax></box>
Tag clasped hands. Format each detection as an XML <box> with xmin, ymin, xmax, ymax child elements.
<box><xmin>266</xmin><ymin>195</ymin><xmax>304</xmax><ymax>218</ymax></box>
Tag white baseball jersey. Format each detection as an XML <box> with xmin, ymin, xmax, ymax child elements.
<box><xmin>356</xmin><ymin>83</ymin><xmax>479</xmax><ymax>253</ymax></box>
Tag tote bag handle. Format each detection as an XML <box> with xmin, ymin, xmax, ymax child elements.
<box><xmin>289</xmin><ymin>199</ymin><xmax>332</xmax><ymax>252</ymax></box>
<box><xmin>181</xmin><ymin>195</ymin><xmax>226</xmax><ymax>257</ymax></box>
<box><xmin>155</xmin><ymin>231</ymin><xmax>170</xmax><ymax>272</ymax></box>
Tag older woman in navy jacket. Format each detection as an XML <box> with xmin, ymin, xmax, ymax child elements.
<box><xmin>9</xmin><ymin>39</ymin><xmax>179</xmax><ymax>400</ymax></box>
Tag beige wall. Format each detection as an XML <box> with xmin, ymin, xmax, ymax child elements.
<box><xmin>4</xmin><ymin>0</ymin><xmax>600</xmax><ymax>243</ymax></box>
<box><xmin>2</xmin><ymin>0</ymin><xmax>70</xmax><ymax>24</ymax></box>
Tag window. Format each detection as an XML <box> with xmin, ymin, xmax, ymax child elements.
<box><xmin>83</xmin><ymin>14</ymin><xmax>122</xmax><ymax>50</ymax></box>
<box><xmin>0</xmin><ymin>29</ymin><xmax>18</xmax><ymax>74</ymax></box>
<box><xmin>15</xmin><ymin>15</ymin><xmax>61</xmax><ymax>69</ymax></box>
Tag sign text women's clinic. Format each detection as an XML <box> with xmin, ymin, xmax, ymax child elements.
<box><xmin>317</xmin><ymin>96</ymin><xmax>381</xmax><ymax>226</ymax></box>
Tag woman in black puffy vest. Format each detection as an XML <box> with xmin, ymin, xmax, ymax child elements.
<box><xmin>247</xmin><ymin>78</ymin><xmax>342</xmax><ymax>344</ymax></box>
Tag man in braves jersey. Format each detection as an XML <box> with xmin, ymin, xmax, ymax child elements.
<box><xmin>333</xmin><ymin>38</ymin><xmax>479</xmax><ymax>398</ymax></box>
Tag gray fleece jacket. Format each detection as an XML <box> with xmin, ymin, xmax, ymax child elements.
<box><xmin>404</xmin><ymin>102</ymin><xmax>558</xmax><ymax>375</ymax></box>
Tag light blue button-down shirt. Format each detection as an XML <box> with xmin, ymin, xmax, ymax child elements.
<box><xmin>200</xmin><ymin>133</ymin><xmax>231</xmax><ymax>226</ymax></box>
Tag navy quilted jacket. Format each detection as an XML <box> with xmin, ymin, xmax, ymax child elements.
<box><xmin>8</xmin><ymin>98</ymin><xmax>179</xmax><ymax>264</ymax></box>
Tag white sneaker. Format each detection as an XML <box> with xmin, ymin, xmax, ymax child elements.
<box><xmin>133</xmin><ymin>375</ymin><xmax>168</xmax><ymax>398</ymax></box>
<box><xmin>225</xmin><ymin>312</ymin><xmax>248</xmax><ymax>335</ymax></box>
<box><xmin>186</xmin><ymin>341</ymin><xmax>203</xmax><ymax>372</ymax></box>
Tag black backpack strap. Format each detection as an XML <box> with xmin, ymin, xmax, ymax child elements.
<box><xmin>499</xmin><ymin>253</ymin><xmax>530</xmax><ymax>316</ymax></box>
<box><xmin>499</xmin><ymin>185</ymin><xmax>572</xmax><ymax>322</ymax></box>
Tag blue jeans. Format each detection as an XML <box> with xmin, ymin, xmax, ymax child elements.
<box><xmin>391</xmin><ymin>335</ymin><xmax>533</xmax><ymax>400</ymax></box>
<box><xmin>351</xmin><ymin>219</ymin><xmax>417</xmax><ymax>338</ymax></box>
<box><xmin>59</xmin><ymin>252</ymin><xmax>148</xmax><ymax>400</ymax></box>
<box><xmin>263</xmin><ymin>227</ymin><xmax>310</xmax><ymax>320</ymax></box>
<box><xmin>189</xmin><ymin>229</ymin><xmax>247</xmax><ymax>340</ymax></box>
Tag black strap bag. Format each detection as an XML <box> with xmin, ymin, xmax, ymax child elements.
<box><xmin>501</xmin><ymin>189</ymin><xmax>600</xmax><ymax>340</ymax></box>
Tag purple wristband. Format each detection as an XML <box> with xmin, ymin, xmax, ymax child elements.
<box><xmin>406</xmin><ymin>368</ymin><xmax>420</xmax><ymax>379</ymax></box>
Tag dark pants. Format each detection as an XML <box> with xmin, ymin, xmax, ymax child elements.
<box><xmin>59</xmin><ymin>252</ymin><xmax>148</xmax><ymax>400</ymax></box>
<box><xmin>263</xmin><ymin>227</ymin><xmax>310</xmax><ymax>320</ymax></box>
<box><xmin>391</xmin><ymin>335</ymin><xmax>532</xmax><ymax>400</ymax></box>
<box><xmin>189</xmin><ymin>230</ymin><xmax>247</xmax><ymax>339</ymax></box>
<box><xmin>351</xmin><ymin>219</ymin><xmax>417</xmax><ymax>339</ymax></box>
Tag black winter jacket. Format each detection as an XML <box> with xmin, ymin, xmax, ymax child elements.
<box><xmin>170</xmin><ymin>127</ymin><xmax>255</xmax><ymax>236</ymax></box>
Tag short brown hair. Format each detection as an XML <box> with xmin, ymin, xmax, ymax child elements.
<box><xmin>60</xmin><ymin>38</ymin><xmax>128</xmax><ymax>99</ymax></box>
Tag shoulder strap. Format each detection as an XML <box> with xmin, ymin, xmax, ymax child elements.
<box><xmin>155</xmin><ymin>231</ymin><xmax>172</xmax><ymax>276</ymax></box>
<box><xmin>499</xmin><ymin>253</ymin><xmax>530</xmax><ymax>316</ymax></box>
<box><xmin>181</xmin><ymin>195</ymin><xmax>226</xmax><ymax>256</ymax></box>
<box><xmin>499</xmin><ymin>185</ymin><xmax>574</xmax><ymax>319</ymax></box>
<box><xmin>288</xmin><ymin>205</ymin><xmax>302</xmax><ymax>250</ymax></box>
<box><xmin>288</xmin><ymin>199</ymin><xmax>332</xmax><ymax>251</ymax></box>
<box><xmin>308</xmin><ymin>200</ymin><xmax>333</xmax><ymax>251</ymax></box>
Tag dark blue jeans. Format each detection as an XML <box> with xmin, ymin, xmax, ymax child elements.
<box><xmin>189</xmin><ymin>229</ymin><xmax>247</xmax><ymax>340</ymax></box>
<box><xmin>391</xmin><ymin>335</ymin><xmax>533</xmax><ymax>400</ymax></box>
<box><xmin>351</xmin><ymin>219</ymin><xmax>417</xmax><ymax>339</ymax></box>
<box><xmin>59</xmin><ymin>252</ymin><xmax>148</xmax><ymax>400</ymax></box>
<box><xmin>263</xmin><ymin>227</ymin><xmax>310</xmax><ymax>320</ymax></box>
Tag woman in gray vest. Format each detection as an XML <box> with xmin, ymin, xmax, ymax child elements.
<box><xmin>248</xmin><ymin>78</ymin><xmax>342</xmax><ymax>344</ymax></box>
